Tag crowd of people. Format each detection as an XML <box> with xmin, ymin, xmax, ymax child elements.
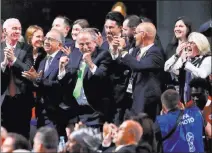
<box><xmin>1</xmin><ymin>2</ymin><xmax>212</xmax><ymax>153</ymax></box>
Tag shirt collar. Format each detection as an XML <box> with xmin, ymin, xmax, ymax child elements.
<box><xmin>47</xmin><ymin>50</ymin><xmax>59</xmax><ymax>59</ymax></box>
<box><xmin>115</xmin><ymin>144</ymin><xmax>135</xmax><ymax>152</ymax></box>
<box><xmin>6</xmin><ymin>42</ymin><xmax>17</xmax><ymax>49</ymax></box>
<box><xmin>140</xmin><ymin>43</ymin><xmax>154</xmax><ymax>52</ymax></box>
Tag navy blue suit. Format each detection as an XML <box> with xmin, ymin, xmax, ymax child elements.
<box><xmin>35</xmin><ymin>51</ymin><xmax>67</xmax><ymax>135</ymax></box>
<box><xmin>121</xmin><ymin>45</ymin><xmax>165</xmax><ymax>121</ymax></box>
<box><xmin>59</xmin><ymin>48</ymin><xmax>114</xmax><ymax>127</ymax></box>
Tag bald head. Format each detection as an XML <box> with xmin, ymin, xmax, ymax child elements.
<box><xmin>124</xmin><ymin>120</ymin><xmax>143</xmax><ymax>142</ymax></box>
<box><xmin>137</xmin><ymin>22</ymin><xmax>156</xmax><ymax>40</ymax></box>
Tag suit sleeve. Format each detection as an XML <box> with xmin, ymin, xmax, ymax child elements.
<box><xmin>12</xmin><ymin>45</ymin><xmax>33</xmax><ymax>72</ymax></box>
<box><xmin>121</xmin><ymin>49</ymin><xmax>164</xmax><ymax>72</ymax></box>
<box><xmin>88</xmin><ymin>51</ymin><xmax>112</xmax><ymax>79</ymax></box>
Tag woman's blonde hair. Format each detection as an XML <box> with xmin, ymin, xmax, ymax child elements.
<box><xmin>25</xmin><ymin>25</ymin><xmax>43</xmax><ymax>44</ymax></box>
<box><xmin>111</xmin><ymin>2</ymin><xmax>127</xmax><ymax>17</ymax></box>
<box><xmin>188</xmin><ymin>32</ymin><xmax>211</xmax><ymax>55</ymax></box>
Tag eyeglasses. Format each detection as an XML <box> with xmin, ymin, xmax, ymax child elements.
<box><xmin>44</xmin><ymin>37</ymin><xmax>61</xmax><ymax>43</ymax></box>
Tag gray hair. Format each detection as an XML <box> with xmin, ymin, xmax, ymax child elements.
<box><xmin>3</xmin><ymin>18</ymin><xmax>21</xmax><ymax>29</ymax></box>
<box><xmin>70</xmin><ymin>127</ymin><xmax>102</xmax><ymax>152</ymax></box>
<box><xmin>36</xmin><ymin>127</ymin><xmax>59</xmax><ymax>151</ymax></box>
<box><xmin>49</xmin><ymin>28</ymin><xmax>65</xmax><ymax>44</ymax></box>
<box><xmin>77</xmin><ymin>28</ymin><xmax>97</xmax><ymax>41</ymax></box>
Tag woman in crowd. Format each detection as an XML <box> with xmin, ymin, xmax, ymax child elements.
<box><xmin>25</xmin><ymin>25</ymin><xmax>46</xmax><ymax>71</ymax></box>
<box><xmin>165</xmin><ymin>32</ymin><xmax>211</xmax><ymax>103</ymax></box>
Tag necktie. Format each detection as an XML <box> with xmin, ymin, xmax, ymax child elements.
<box><xmin>44</xmin><ymin>56</ymin><xmax>52</xmax><ymax>76</ymax></box>
<box><xmin>8</xmin><ymin>48</ymin><xmax>16</xmax><ymax>97</ymax></box>
<box><xmin>184</xmin><ymin>71</ymin><xmax>192</xmax><ymax>103</ymax></box>
<box><xmin>73</xmin><ymin>61</ymin><xmax>87</xmax><ymax>99</ymax></box>
<box><xmin>136</xmin><ymin>50</ymin><xmax>141</xmax><ymax>61</ymax></box>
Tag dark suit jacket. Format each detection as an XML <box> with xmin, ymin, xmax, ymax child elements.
<box><xmin>35</xmin><ymin>51</ymin><xmax>65</xmax><ymax>122</ymax></box>
<box><xmin>1</xmin><ymin>41</ymin><xmax>33</xmax><ymax>102</ymax></box>
<box><xmin>101</xmin><ymin>40</ymin><xmax>131</xmax><ymax>106</ymax></box>
<box><xmin>115</xmin><ymin>144</ymin><xmax>137</xmax><ymax>153</ymax></box>
<box><xmin>33</xmin><ymin>47</ymin><xmax>46</xmax><ymax>71</ymax></box>
<box><xmin>60</xmin><ymin>47</ymin><xmax>114</xmax><ymax>123</ymax></box>
<box><xmin>120</xmin><ymin>44</ymin><xmax>165</xmax><ymax>116</ymax></box>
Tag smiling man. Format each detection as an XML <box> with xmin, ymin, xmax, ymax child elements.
<box><xmin>1</xmin><ymin>18</ymin><xmax>33</xmax><ymax>139</ymax></box>
<box><xmin>58</xmin><ymin>28</ymin><xmax>114</xmax><ymax>128</ymax></box>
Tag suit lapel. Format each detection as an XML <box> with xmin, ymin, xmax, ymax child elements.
<box><xmin>14</xmin><ymin>42</ymin><xmax>22</xmax><ymax>58</ymax></box>
<box><xmin>43</xmin><ymin>51</ymin><xmax>62</xmax><ymax>79</ymax></box>
<box><xmin>1</xmin><ymin>42</ymin><xmax>6</xmax><ymax>62</ymax></box>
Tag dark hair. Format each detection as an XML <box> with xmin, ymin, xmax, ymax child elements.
<box><xmin>189</xmin><ymin>77</ymin><xmax>210</xmax><ymax>91</ymax></box>
<box><xmin>172</xmin><ymin>16</ymin><xmax>192</xmax><ymax>45</ymax></box>
<box><xmin>105</xmin><ymin>11</ymin><xmax>124</xmax><ymax>27</ymax></box>
<box><xmin>73</xmin><ymin>19</ymin><xmax>89</xmax><ymax>29</ymax></box>
<box><xmin>56</xmin><ymin>15</ymin><xmax>72</xmax><ymax>28</ymax></box>
<box><xmin>7</xmin><ymin>133</ymin><xmax>31</xmax><ymax>150</ymax></box>
<box><xmin>161</xmin><ymin>89</ymin><xmax>179</xmax><ymax>110</ymax></box>
<box><xmin>125</xmin><ymin>15</ymin><xmax>141</xmax><ymax>28</ymax></box>
<box><xmin>140</xmin><ymin>16</ymin><xmax>152</xmax><ymax>23</ymax></box>
<box><xmin>36</xmin><ymin>127</ymin><xmax>59</xmax><ymax>150</ymax></box>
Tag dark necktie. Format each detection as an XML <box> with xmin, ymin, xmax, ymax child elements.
<box><xmin>184</xmin><ymin>71</ymin><xmax>192</xmax><ymax>103</ymax></box>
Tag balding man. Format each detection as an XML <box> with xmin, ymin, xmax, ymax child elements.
<box><xmin>114</xmin><ymin>22</ymin><xmax>165</xmax><ymax>121</ymax></box>
<box><xmin>1</xmin><ymin>18</ymin><xmax>33</xmax><ymax>138</ymax></box>
<box><xmin>22</xmin><ymin>29</ymin><xmax>66</xmax><ymax>136</ymax></box>
<box><xmin>113</xmin><ymin>120</ymin><xmax>143</xmax><ymax>153</ymax></box>
<box><xmin>58</xmin><ymin>28</ymin><xmax>114</xmax><ymax>127</ymax></box>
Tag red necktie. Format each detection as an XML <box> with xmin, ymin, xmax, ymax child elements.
<box><xmin>8</xmin><ymin>48</ymin><xmax>16</xmax><ymax>97</ymax></box>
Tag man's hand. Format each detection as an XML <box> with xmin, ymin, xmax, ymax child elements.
<box><xmin>4</xmin><ymin>47</ymin><xmax>16</xmax><ymax>63</ymax></box>
<box><xmin>83</xmin><ymin>52</ymin><xmax>95</xmax><ymax>69</ymax></box>
<box><xmin>22</xmin><ymin>66</ymin><xmax>43</xmax><ymax>81</ymax></box>
<box><xmin>95</xmin><ymin>32</ymin><xmax>103</xmax><ymax>47</ymax></box>
<box><xmin>1</xmin><ymin>51</ymin><xmax>9</xmax><ymax>67</ymax></box>
<box><xmin>61</xmin><ymin>46</ymin><xmax>71</xmax><ymax>56</ymax></box>
<box><xmin>59</xmin><ymin>56</ymin><xmax>69</xmax><ymax>72</ymax></box>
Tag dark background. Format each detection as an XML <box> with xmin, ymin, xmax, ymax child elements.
<box><xmin>2</xmin><ymin>0</ymin><xmax>156</xmax><ymax>35</ymax></box>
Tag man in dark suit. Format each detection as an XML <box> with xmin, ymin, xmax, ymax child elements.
<box><xmin>1</xmin><ymin>18</ymin><xmax>34</xmax><ymax>139</ymax></box>
<box><xmin>58</xmin><ymin>28</ymin><xmax>114</xmax><ymax>128</ymax></box>
<box><xmin>22</xmin><ymin>29</ymin><xmax>68</xmax><ymax>136</ymax></box>
<box><xmin>112</xmin><ymin>120</ymin><xmax>143</xmax><ymax>153</ymax></box>
<box><xmin>113</xmin><ymin>22</ymin><xmax>165</xmax><ymax>121</ymax></box>
<box><xmin>102</xmin><ymin>11</ymin><xmax>133</xmax><ymax>125</ymax></box>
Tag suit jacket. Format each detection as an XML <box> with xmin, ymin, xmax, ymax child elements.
<box><xmin>33</xmin><ymin>47</ymin><xmax>47</xmax><ymax>71</ymax></box>
<box><xmin>115</xmin><ymin>144</ymin><xmax>137</xmax><ymax>153</ymax></box>
<box><xmin>35</xmin><ymin>51</ymin><xmax>65</xmax><ymax>121</ymax></box>
<box><xmin>1</xmin><ymin>41</ymin><xmax>33</xmax><ymax>102</ymax></box>
<box><xmin>120</xmin><ymin>44</ymin><xmax>165</xmax><ymax>115</ymax></box>
<box><xmin>101</xmin><ymin>40</ymin><xmax>132</xmax><ymax>106</ymax></box>
<box><xmin>60</xmin><ymin>47</ymin><xmax>114</xmax><ymax>122</ymax></box>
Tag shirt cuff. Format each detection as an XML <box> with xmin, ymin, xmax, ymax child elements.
<box><xmin>1</xmin><ymin>62</ymin><xmax>7</xmax><ymax>72</ymax></box>
<box><xmin>90</xmin><ymin>64</ymin><xmax>97</xmax><ymax>75</ymax></box>
<box><xmin>58</xmin><ymin>69</ymin><xmax>66</xmax><ymax>80</ymax></box>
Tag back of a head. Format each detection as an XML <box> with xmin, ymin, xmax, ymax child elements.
<box><xmin>70</xmin><ymin>127</ymin><xmax>102</xmax><ymax>152</ymax></box>
<box><xmin>7</xmin><ymin>133</ymin><xmax>30</xmax><ymax>151</ymax></box>
<box><xmin>161</xmin><ymin>89</ymin><xmax>179</xmax><ymax>111</ymax></box>
<box><xmin>125</xmin><ymin>15</ymin><xmax>141</xmax><ymax>28</ymax></box>
<box><xmin>36</xmin><ymin>127</ymin><xmax>59</xmax><ymax>151</ymax></box>
<box><xmin>105</xmin><ymin>11</ymin><xmax>124</xmax><ymax>27</ymax></box>
<box><xmin>125</xmin><ymin>120</ymin><xmax>143</xmax><ymax>143</ymax></box>
<box><xmin>138</xmin><ymin>22</ymin><xmax>156</xmax><ymax>40</ymax></box>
